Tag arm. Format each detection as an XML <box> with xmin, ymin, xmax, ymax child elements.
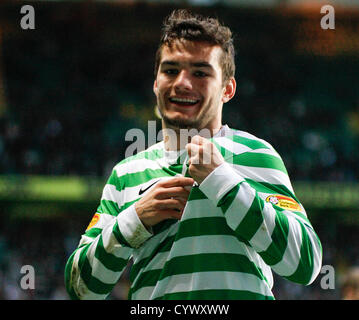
<box><xmin>198</xmin><ymin>152</ymin><xmax>322</xmax><ymax>285</ymax></box>
<box><xmin>64</xmin><ymin>168</ymin><xmax>153</xmax><ymax>300</ymax></box>
<box><xmin>186</xmin><ymin>135</ymin><xmax>322</xmax><ymax>285</ymax></box>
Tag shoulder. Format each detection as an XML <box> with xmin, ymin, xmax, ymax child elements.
<box><xmin>215</xmin><ymin>127</ymin><xmax>294</xmax><ymax>192</ymax></box>
<box><xmin>111</xmin><ymin>141</ymin><xmax>164</xmax><ymax>179</ymax></box>
<box><xmin>213</xmin><ymin>127</ymin><xmax>280</xmax><ymax>158</ymax></box>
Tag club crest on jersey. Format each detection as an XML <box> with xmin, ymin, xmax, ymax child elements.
<box><xmin>86</xmin><ymin>213</ymin><xmax>100</xmax><ymax>231</ymax></box>
<box><xmin>266</xmin><ymin>195</ymin><xmax>302</xmax><ymax>212</ymax></box>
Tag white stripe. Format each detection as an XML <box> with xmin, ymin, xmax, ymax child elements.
<box><xmin>249</xmin><ymin>203</ymin><xmax>277</xmax><ymax>252</ymax></box>
<box><xmin>150</xmin><ymin>271</ymin><xmax>273</xmax><ymax>299</ymax></box>
<box><xmin>284</xmin><ymin>208</ymin><xmax>308</xmax><ymax>224</ymax></box>
<box><xmin>101</xmin><ymin>218</ymin><xmax>133</xmax><ymax>259</ymax></box>
<box><xmin>232</xmin><ymin>129</ymin><xmax>261</xmax><ymax>140</ymax></box>
<box><xmin>214</xmin><ymin>136</ymin><xmax>252</xmax><ymax>155</ymax></box>
<box><xmin>82</xmin><ymin>213</ymin><xmax>133</xmax><ymax>259</ymax></box>
<box><xmin>231</xmin><ymin>130</ymin><xmax>274</xmax><ymax>150</ymax></box>
<box><xmin>132</xmin><ymin>286</ymin><xmax>156</xmax><ymax>300</ymax></box>
<box><xmin>116</xmin><ymin>205</ymin><xmax>153</xmax><ymax>248</ymax></box>
<box><xmin>224</xmin><ymin>182</ymin><xmax>256</xmax><ymax>230</ymax></box>
<box><xmin>271</xmin><ymin>216</ymin><xmax>302</xmax><ymax>276</ymax></box>
<box><xmin>114</xmin><ymin>158</ymin><xmax>161</xmax><ymax>177</ymax></box>
<box><xmin>169</xmin><ymin>235</ymin><xmax>274</xmax><ymax>287</ymax></box>
<box><xmin>132</xmin><ymin>222</ymin><xmax>179</xmax><ymax>263</ymax></box>
<box><xmin>230</xmin><ymin>163</ymin><xmax>294</xmax><ymax>192</ymax></box>
<box><xmin>141</xmin><ymin>251</ymin><xmax>170</xmax><ymax>272</ymax></box>
<box><xmin>88</xmin><ymin>212</ymin><xmax>116</xmax><ymax>231</ymax></box>
<box><xmin>103</xmin><ymin>176</ymin><xmax>175</xmax><ymax>207</ymax></box>
<box><xmin>307</xmin><ymin>226</ymin><xmax>323</xmax><ymax>284</ymax></box>
<box><xmin>181</xmin><ymin>153</ymin><xmax>189</xmax><ymax>176</ymax></box>
<box><xmin>181</xmin><ymin>199</ymin><xmax>223</xmax><ymax>221</ymax></box>
<box><xmin>71</xmin><ymin>246</ymin><xmax>108</xmax><ymax>300</ymax></box>
<box><xmin>79</xmin><ymin>234</ymin><xmax>95</xmax><ymax>247</ymax></box>
<box><xmin>249</xmin><ymin>147</ymin><xmax>281</xmax><ymax>159</ymax></box>
<box><xmin>86</xmin><ymin>237</ymin><xmax>123</xmax><ymax>285</ymax></box>
<box><xmin>132</xmin><ymin>235</ymin><xmax>274</xmax><ymax>291</ymax></box>
<box><xmin>101</xmin><ymin>184</ymin><xmax>122</xmax><ymax>206</ymax></box>
<box><xmin>130</xmin><ymin>224</ymin><xmax>180</xmax><ymax>287</ymax></box>
<box><xmin>170</xmin><ymin>235</ymin><xmax>248</xmax><ymax>258</ymax></box>
<box><xmin>199</xmin><ymin>162</ymin><xmax>244</xmax><ymax>204</ymax></box>
<box><xmin>89</xmin><ymin>255</ymin><xmax>123</xmax><ymax>285</ymax></box>
<box><xmin>131</xmin><ymin>251</ymin><xmax>170</xmax><ymax>289</ymax></box>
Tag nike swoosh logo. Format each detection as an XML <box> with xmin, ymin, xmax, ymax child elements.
<box><xmin>138</xmin><ymin>180</ymin><xmax>159</xmax><ymax>195</ymax></box>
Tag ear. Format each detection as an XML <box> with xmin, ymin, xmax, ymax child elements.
<box><xmin>222</xmin><ymin>77</ymin><xmax>236</xmax><ymax>103</ymax></box>
<box><xmin>153</xmin><ymin>79</ymin><xmax>158</xmax><ymax>96</ymax></box>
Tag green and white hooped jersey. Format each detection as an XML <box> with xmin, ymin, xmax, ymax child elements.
<box><xmin>65</xmin><ymin>126</ymin><xmax>322</xmax><ymax>300</ymax></box>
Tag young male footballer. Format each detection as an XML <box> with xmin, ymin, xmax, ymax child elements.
<box><xmin>65</xmin><ymin>9</ymin><xmax>322</xmax><ymax>300</ymax></box>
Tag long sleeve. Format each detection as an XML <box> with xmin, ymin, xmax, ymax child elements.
<box><xmin>64</xmin><ymin>168</ymin><xmax>153</xmax><ymax>300</ymax></box>
<box><xmin>199</xmin><ymin>147</ymin><xmax>322</xmax><ymax>286</ymax></box>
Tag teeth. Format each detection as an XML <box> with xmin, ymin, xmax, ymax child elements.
<box><xmin>170</xmin><ymin>97</ymin><xmax>198</xmax><ymax>103</ymax></box>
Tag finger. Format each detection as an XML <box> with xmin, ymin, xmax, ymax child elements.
<box><xmin>157</xmin><ymin>209</ymin><xmax>183</xmax><ymax>220</ymax></box>
<box><xmin>157</xmin><ymin>195</ymin><xmax>189</xmax><ymax>207</ymax></box>
<box><xmin>155</xmin><ymin>186</ymin><xmax>190</xmax><ymax>199</ymax></box>
<box><xmin>159</xmin><ymin>177</ymin><xmax>194</xmax><ymax>188</ymax></box>
<box><xmin>186</xmin><ymin>142</ymin><xmax>201</xmax><ymax>157</ymax></box>
<box><xmin>157</xmin><ymin>198</ymin><xmax>186</xmax><ymax>210</ymax></box>
<box><xmin>191</xmin><ymin>135</ymin><xmax>206</xmax><ymax>145</ymax></box>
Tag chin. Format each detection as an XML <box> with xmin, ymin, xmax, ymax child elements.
<box><xmin>163</xmin><ymin>115</ymin><xmax>199</xmax><ymax>130</ymax></box>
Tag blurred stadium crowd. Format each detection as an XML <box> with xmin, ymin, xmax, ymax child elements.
<box><xmin>0</xmin><ymin>2</ymin><xmax>359</xmax><ymax>299</ymax></box>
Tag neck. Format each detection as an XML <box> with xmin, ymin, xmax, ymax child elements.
<box><xmin>162</xmin><ymin>121</ymin><xmax>222</xmax><ymax>151</ymax></box>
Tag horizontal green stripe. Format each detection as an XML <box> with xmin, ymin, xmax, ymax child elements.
<box><xmin>119</xmin><ymin>169</ymin><xmax>173</xmax><ymax>188</ymax></box>
<box><xmin>245</xmin><ymin>179</ymin><xmax>293</xmax><ymax>197</ymax></box>
<box><xmin>80</xmin><ymin>249</ymin><xmax>116</xmax><ymax>295</ymax></box>
<box><xmin>85</xmin><ymin>227</ymin><xmax>102</xmax><ymax>238</ymax></box>
<box><xmin>285</xmin><ymin>220</ymin><xmax>314</xmax><ymax>284</ymax></box>
<box><xmin>162</xmin><ymin>166</ymin><xmax>185</xmax><ymax>177</ymax></box>
<box><xmin>118</xmin><ymin>198</ymin><xmax>138</xmax><ymax>213</ymax></box>
<box><xmin>232</xmin><ymin>152</ymin><xmax>287</xmax><ymax>174</ymax></box>
<box><xmin>218</xmin><ymin>184</ymin><xmax>239</xmax><ymax>213</ymax></box>
<box><xmin>129</xmin><ymin>269</ymin><xmax>162</xmax><ymax>297</ymax></box>
<box><xmin>235</xmin><ymin>193</ymin><xmax>264</xmax><ymax>241</ymax></box>
<box><xmin>158</xmin><ymin>253</ymin><xmax>265</xmax><ymax>282</ymax></box>
<box><xmin>152</xmin><ymin>218</ymin><xmax>178</xmax><ymax>236</ymax></box>
<box><xmin>131</xmin><ymin>253</ymin><xmax>268</xmax><ymax>296</ymax></box>
<box><xmin>229</xmin><ymin>135</ymin><xmax>270</xmax><ymax>150</ymax></box>
<box><xmin>130</xmin><ymin>234</ymin><xmax>176</xmax><ymax>283</ymax></box>
<box><xmin>98</xmin><ymin>199</ymin><xmax>120</xmax><ymax>216</ymax></box>
<box><xmin>95</xmin><ymin>235</ymin><xmax>129</xmax><ymax>272</ymax></box>
<box><xmin>212</xmin><ymin>140</ymin><xmax>236</xmax><ymax>160</ymax></box>
<box><xmin>176</xmin><ymin>217</ymin><xmax>235</xmax><ymax>239</ymax></box>
<box><xmin>259</xmin><ymin>212</ymin><xmax>289</xmax><ymax>266</ymax></box>
<box><xmin>107</xmin><ymin>171</ymin><xmax>124</xmax><ymax>192</ymax></box>
<box><xmin>64</xmin><ymin>251</ymin><xmax>80</xmax><ymax>300</ymax></box>
<box><xmin>177</xmin><ymin>216</ymin><xmax>250</xmax><ymax>246</ymax></box>
<box><xmin>188</xmin><ymin>187</ymin><xmax>207</xmax><ymax>201</ymax></box>
<box><xmin>120</xmin><ymin>147</ymin><xmax>164</xmax><ymax>164</ymax></box>
<box><xmin>112</xmin><ymin>220</ymin><xmax>132</xmax><ymax>247</ymax></box>
<box><xmin>156</xmin><ymin>289</ymin><xmax>274</xmax><ymax>300</ymax></box>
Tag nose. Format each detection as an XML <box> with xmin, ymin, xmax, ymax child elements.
<box><xmin>173</xmin><ymin>70</ymin><xmax>192</xmax><ymax>92</ymax></box>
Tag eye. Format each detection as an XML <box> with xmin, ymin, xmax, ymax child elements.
<box><xmin>163</xmin><ymin>69</ymin><xmax>179</xmax><ymax>75</ymax></box>
<box><xmin>194</xmin><ymin>71</ymin><xmax>208</xmax><ymax>78</ymax></box>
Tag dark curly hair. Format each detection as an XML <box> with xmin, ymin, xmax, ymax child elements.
<box><xmin>154</xmin><ymin>9</ymin><xmax>235</xmax><ymax>84</ymax></box>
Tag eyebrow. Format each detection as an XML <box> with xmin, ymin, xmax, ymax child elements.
<box><xmin>161</xmin><ymin>60</ymin><xmax>214</xmax><ymax>70</ymax></box>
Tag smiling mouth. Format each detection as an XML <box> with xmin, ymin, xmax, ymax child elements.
<box><xmin>169</xmin><ymin>97</ymin><xmax>200</xmax><ymax>107</ymax></box>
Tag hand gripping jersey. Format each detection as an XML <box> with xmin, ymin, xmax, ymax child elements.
<box><xmin>65</xmin><ymin>126</ymin><xmax>322</xmax><ymax>300</ymax></box>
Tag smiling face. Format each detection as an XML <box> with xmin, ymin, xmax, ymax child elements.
<box><xmin>154</xmin><ymin>40</ymin><xmax>236</xmax><ymax>133</ymax></box>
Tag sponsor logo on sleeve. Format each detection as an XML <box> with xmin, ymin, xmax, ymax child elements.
<box><xmin>86</xmin><ymin>213</ymin><xmax>100</xmax><ymax>231</ymax></box>
<box><xmin>265</xmin><ymin>195</ymin><xmax>303</xmax><ymax>212</ymax></box>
